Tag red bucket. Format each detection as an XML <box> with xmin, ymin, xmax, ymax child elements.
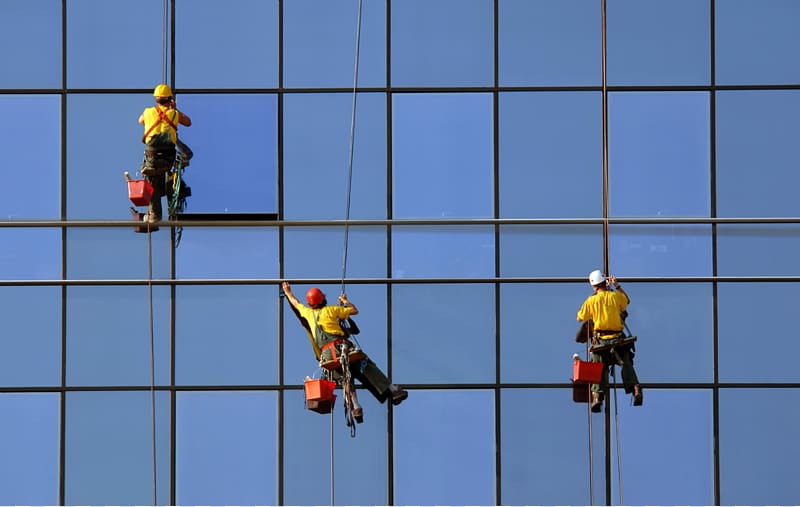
<box><xmin>128</xmin><ymin>179</ymin><xmax>154</xmax><ymax>206</ymax></box>
<box><xmin>304</xmin><ymin>378</ymin><xmax>336</xmax><ymax>402</ymax></box>
<box><xmin>573</xmin><ymin>360</ymin><xmax>603</xmax><ymax>384</ymax></box>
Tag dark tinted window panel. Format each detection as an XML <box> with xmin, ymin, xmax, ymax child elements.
<box><xmin>283</xmin><ymin>93</ymin><xmax>387</xmax><ymax>220</ymax></box>
<box><xmin>175</xmin><ymin>0</ymin><xmax>278</xmax><ymax>88</ymax></box>
<box><xmin>499</xmin><ymin>92</ymin><xmax>603</xmax><ymax>218</ymax></box>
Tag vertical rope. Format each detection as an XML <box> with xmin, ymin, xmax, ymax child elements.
<box><xmin>611</xmin><ymin>366</ymin><xmax>624</xmax><ymax>505</ymax></box>
<box><xmin>340</xmin><ymin>0</ymin><xmax>364</xmax><ymax>294</ymax></box>
<box><xmin>147</xmin><ymin>224</ymin><xmax>157</xmax><ymax>506</ymax></box>
<box><xmin>330</xmin><ymin>406</ymin><xmax>335</xmax><ymax>506</ymax></box>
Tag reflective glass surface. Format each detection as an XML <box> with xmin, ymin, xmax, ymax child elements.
<box><xmin>609</xmin><ymin>225</ymin><xmax>712</xmax><ymax>277</ymax></box>
<box><xmin>283</xmin><ymin>227</ymin><xmax>387</xmax><ymax>280</ymax></box>
<box><xmin>0</xmin><ymin>0</ymin><xmax>61</xmax><ymax>89</ymax></box>
<box><xmin>717</xmin><ymin>225</ymin><xmax>800</xmax><ymax>277</ymax></box>
<box><xmin>392</xmin><ymin>226</ymin><xmax>494</xmax><ymax>279</ymax></box>
<box><xmin>0</xmin><ymin>229</ymin><xmax>61</xmax><ymax>280</ymax></box>
<box><xmin>391</xmin><ymin>0</ymin><xmax>493</xmax><ymax>87</ymax></box>
<box><xmin>500</xmin><ymin>225</ymin><xmax>604</xmax><ymax>277</ymax></box>
<box><xmin>175</xmin><ymin>227</ymin><xmax>279</xmax><ymax>279</ymax></box>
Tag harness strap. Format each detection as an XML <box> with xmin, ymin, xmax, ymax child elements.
<box><xmin>321</xmin><ymin>339</ymin><xmax>346</xmax><ymax>362</ymax></box>
<box><xmin>142</xmin><ymin>106</ymin><xmax>179</xmax><ymax>143</ymax></box>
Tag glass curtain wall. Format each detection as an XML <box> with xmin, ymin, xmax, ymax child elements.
<box><xmin>0</xmin><ymin>0</ymin><xmax>798</xmax><ymax>505</ymax></box>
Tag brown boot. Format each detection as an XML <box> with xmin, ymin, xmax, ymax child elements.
<box><xmin>390</xmin><ymin>385</ymin><xmax>409</xmax><ymax>406</ymax></box>
<box><xmin>633</xmin><ymin>385</ymin><xmax>643</xmax><ymax>406</ymax></box>
<box><xmin>591</xmin><ymin>392</ymin><xmax>603</xmax><ymax>413</ymax></box>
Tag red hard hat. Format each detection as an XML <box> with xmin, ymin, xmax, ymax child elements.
<box><xmin>306</xmin><ymin>287</ymin><xmax>325</xmax><ymax>307</ymax></box>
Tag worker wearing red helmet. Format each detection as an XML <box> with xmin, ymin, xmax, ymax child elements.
<box><xmin>282</xmin><ymin>281</ymin><xmax>408</xmax><ymax>423</ymax></box>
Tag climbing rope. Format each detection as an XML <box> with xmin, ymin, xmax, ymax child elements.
<box><xmin>146</xmin><ymin>221</ymin><xmax>157</xmax><ymax>506</ymax></box>
<box><xmin>339</xmin><ymin>0</ymin><xmax>364</xmax><ymax>296</ymax></box>
<box><xmin>610</xmin><ymin>365</ymin><xmax>624</xmax><ymax>505</ymax></box>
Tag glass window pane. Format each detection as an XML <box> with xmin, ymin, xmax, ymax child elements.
<box><xmin>175</xmin><ymin>0</ymin><xmax>278</xmax><ymax>88</ymax></box>
<box><xmin>609</xmin><ymin>389</ymin><xmax>714</xmax><ymax>504</ymax></box>
<box><xmin>717</xmin><ymin>225</ymin><xmax>800</xmax><ymax>277</ymax></box>
<box><xmin>609</xmin><ymin>225</ymin><xmax>712</xmax><ymax>277</ymax></box>
<box><xmin>394</xmin><ymin>390</ymin><xmax>495</xmax><ymax>505</ymax></box>
<box><xmin>501</xmin><ymin>283</ymin><xmax>597</xmax><ymax>383</ymax></box>
<box><xmin>66</xmin><ymin>228</ymin><xmax>171</xmax><ymax>280</ymax></box>
<box><xmin>718</xmin><ymin>283</ymin><xmax>799</xmax><ymax>382</ymax></box>
<box><xmin>0</xmin><ymin>393</ymin><xmax>59</xmax><ymax>505</ymax></box>
<box><xmin>0</xmin><ymin>228</ymin><xmax>61</xmax><ymax>280</ymax></box>
<box><xmin>393</xmin><ymin>284</ymin><xmax>494</xmax><ymax>384</ymax></box>
<box><xmin>716</xmin><ymin>0</ymin><xmax>800</xmax><ymax>85</ymax></box>
<box><xmin>501</xmin><ymin>389</ymin><xmax>595</xmax><ymax>505</ymax></box>
<box><xmin>499</xmin><ymin>0</ymin><xmax>600</xmax><ymax>86</ymax></box>
<box><xmin>283</xmin><ymin>389</ymin><xmax>388</xmax><ymax>505</ymax></box>
<box><xmin>391</xmin><ymin>0</ymin><xmax>493</xmax><ymax>87</ymax></box>
<box><xmin>621</xmin><ymin>283</ymin><xmax>713</xmax><ymax>382</ymax></box>
<box><xmin>716</xmin><ymin>90</ymin><xmax>800</xmax><ymax>217</ymax></box>
<box><xmin>499</xmin><ymin>92</ymin><xmax>602</xmax><ymax>218</ymax></box>
<box><xmin>66</xmin><ymin>94</ymin><xmax>152</xmax><ymax>219</ymax></box>
<box><xmin>67</xmin><ymin>0</ymin><xmax>163</xmax><ymax>88</ymax></box>
<box><xmin>607</xmin><ymin>0</ymin><xmax>710</xmax><ymax>85</ymax></box>
<box><xmin>500</xmin><ymin>225</ymin><xmax>604</xmax><ymax>278</ymax></box>
<box><xmin>283</xmin><ymin>93</ymin><xmax>387</xmax><ymax>220</ymax></box>
<box><xmin>0</xmin><ymin>95</ymin><xmax>60</xmax><ymax>219</ymax></box>
<box><xmin>175</xmin><ymin>285</ymin><xmax>278</xmax><ymax>385</ymax></box>
<box><xmin>393</xmin><ymin>93</ymin><xmax>493</xmax><ymax>218</ymax></box>
<box><xmin>174</xmin><ymin>94</ymin><xmax>277</xmax><ymax>213</ymax></box>
<box><xmin>609</xmin><ymin>92</ymin><xmax>710</xmax><ymax>217</ymax></box>
<box><xmin>283</xmin><ymin>227</ymin><xmax>387</xmax><ymax>280</ymax></box>
<box><xmin>0</xmin><ymin>0</ymin><xmax>61</xmax><ymax>88</ymax></box>
<box><xmin>283</xmin><ymin>1</ymin><xmax>385</xmax><ymax>88</ymax></box>
<box><xmin>176</xmin><ymin>391</ymin><xmax>277</xmax><ymax>505</ymax></box>
<box><xmin>67</xmin><ymin>286</ymin><xmax>170</xmax><ymax>386</ymax></box>
<box><xmin>175</xmin><ymin>228</ymin><xmax>278</xmax><ymax>279</ymax></box>
<box><xmin>283</xmin><ymin>284</ymin><xmax>387</xmax><ymax>386</ymax></box>
<box><xmin>393</xmin><ymin>226</ymin><xmax>493</xmax><ymax>279</ymax></box>
<box><xmin>0</xmin><ymin>287</ymin><xmax>61</xmax><ymax>387</ymax></box>
<box><xmin>719</xmin><ymin>388</ymin><xmax>800</xmax><ymax>505</ymax></box>
<box><xmin>65</xmin><ymin>391</ymin><xmax>170</xmax><ymax>505</ymax></box>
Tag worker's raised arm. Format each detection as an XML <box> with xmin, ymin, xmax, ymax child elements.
<box><xmin>608</xmin><ymin>275</ymin><xmax>630</xmax><ymax>304</ymax></box>
<box><xmin>338</xmin><ymin>293</ymin><xmax>358</xmax><ymax>315</ymax></box>
<box><xmin>281</xmin><ymin>281</ymin><xmax>301</xmax><ymax>309</ymax></box>
<box><xmin>178</xmin><ymin>110</ymin><xmax>191</xmax><ymax>127</ymax></box>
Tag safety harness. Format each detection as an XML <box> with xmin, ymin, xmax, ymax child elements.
<box><xmin>141</xmin><ymin>105</ymin><xmax>179</xmax><ymax>143</ymax></box>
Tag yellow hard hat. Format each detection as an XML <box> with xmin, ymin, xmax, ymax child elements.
<box><xmin>153</xmin><ymin>84</ymin><xmax>173</xmax><ymax>98</ymax></box>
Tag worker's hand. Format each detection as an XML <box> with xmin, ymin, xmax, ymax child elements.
<box><xmin>338</xmin><ymin>293</ymin><xmax>349</xmax><ymax>305</ymax></box>
<box><xmin>607</xmin><ymin>275</ymin><xmax>619</xmax><ymax>288</ymax></box>
<box><xmin>281</xmin><ymin>281</ymin><xmax>291</xmax><ymax>293</ymax></box>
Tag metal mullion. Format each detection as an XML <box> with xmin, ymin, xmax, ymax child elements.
<box><xmin>59</xmin><ymin>0</ymin><xmax>68</xmax><ymax>504</ymax></box>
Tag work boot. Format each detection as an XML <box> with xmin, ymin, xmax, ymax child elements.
<box><xmin>633</xmin><ymin>385</ymin><xmax>643</xmax><ymax>406</ymax></box>
<box><xmin>145</xmin><ymin>211</ymin><xmax>161</xmax><ymax>224</ymax></box>
<box><xmin>591</xmin><ymin>392</ymin><xmax>603</xmax><ymax>413</ymax></box>
<box><xmin>352</xmin><ymin>406</ymin><xmax>363</xmax><ymax>424</ymax></box>
<box><xmin>389</xmin><ymin>385</ymin><xmax>409</xmax><ymax>406</ymax></box>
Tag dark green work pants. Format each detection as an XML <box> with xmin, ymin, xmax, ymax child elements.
<box><xmin>590</xmin><ymin>336</ymin><xmax>640</xmax><ymax>395</ymax></box>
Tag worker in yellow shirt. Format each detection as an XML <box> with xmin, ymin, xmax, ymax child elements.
<box><xmin>577</xmin><ymin>270</ymin><xmax>642</xmax><ymax>412</ymax></box>
<box><xmin>137</xmin><ymin>84</ymin><xmax>192</xmax><ymax>223</ymax></box>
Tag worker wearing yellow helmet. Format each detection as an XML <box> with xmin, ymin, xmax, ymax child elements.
<box><xmin>136</xmin><ymin>84</ymin><xmax>193</xmax><ymax>223</ymax></box>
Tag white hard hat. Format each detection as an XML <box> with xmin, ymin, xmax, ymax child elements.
<box><xmin>589</xmin><ymin>269</ymin><xmax>606</xmax><ymax>286</ymax></box>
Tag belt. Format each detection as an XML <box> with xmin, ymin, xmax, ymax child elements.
<box><xmin>595</xmin><ymin>330</ymin><xmax>623</xmax><ymax>337</ymax></box>
<box><xmin>321</xmin><ymin>338</ymin><xmax>348</xmax><ymax>361</ymax></box>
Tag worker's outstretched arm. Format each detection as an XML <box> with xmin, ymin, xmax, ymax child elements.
<box><xmin>338</xmin><ymin>293</ymin><xmax>358</xmax><ymax>315</ymax></box>
<box><xmin>282</xmin><ymin>281</ymin><xmax>301</xmax><ymax>309</ymax></box>
<box><xmin>608</xmin><ymin>275</ymin><xmax>630</xmax><ymax>304</ymax></box>
<box><xmin>178</xmin><ymin>111</ymin><xmax>191</xmax><ymax>127</ymax></box>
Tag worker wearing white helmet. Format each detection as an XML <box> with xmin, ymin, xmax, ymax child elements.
<box><xmin>577</xmin><ymin>270</ymin><xmax>642</xmax><ymax>411</ymax></box>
